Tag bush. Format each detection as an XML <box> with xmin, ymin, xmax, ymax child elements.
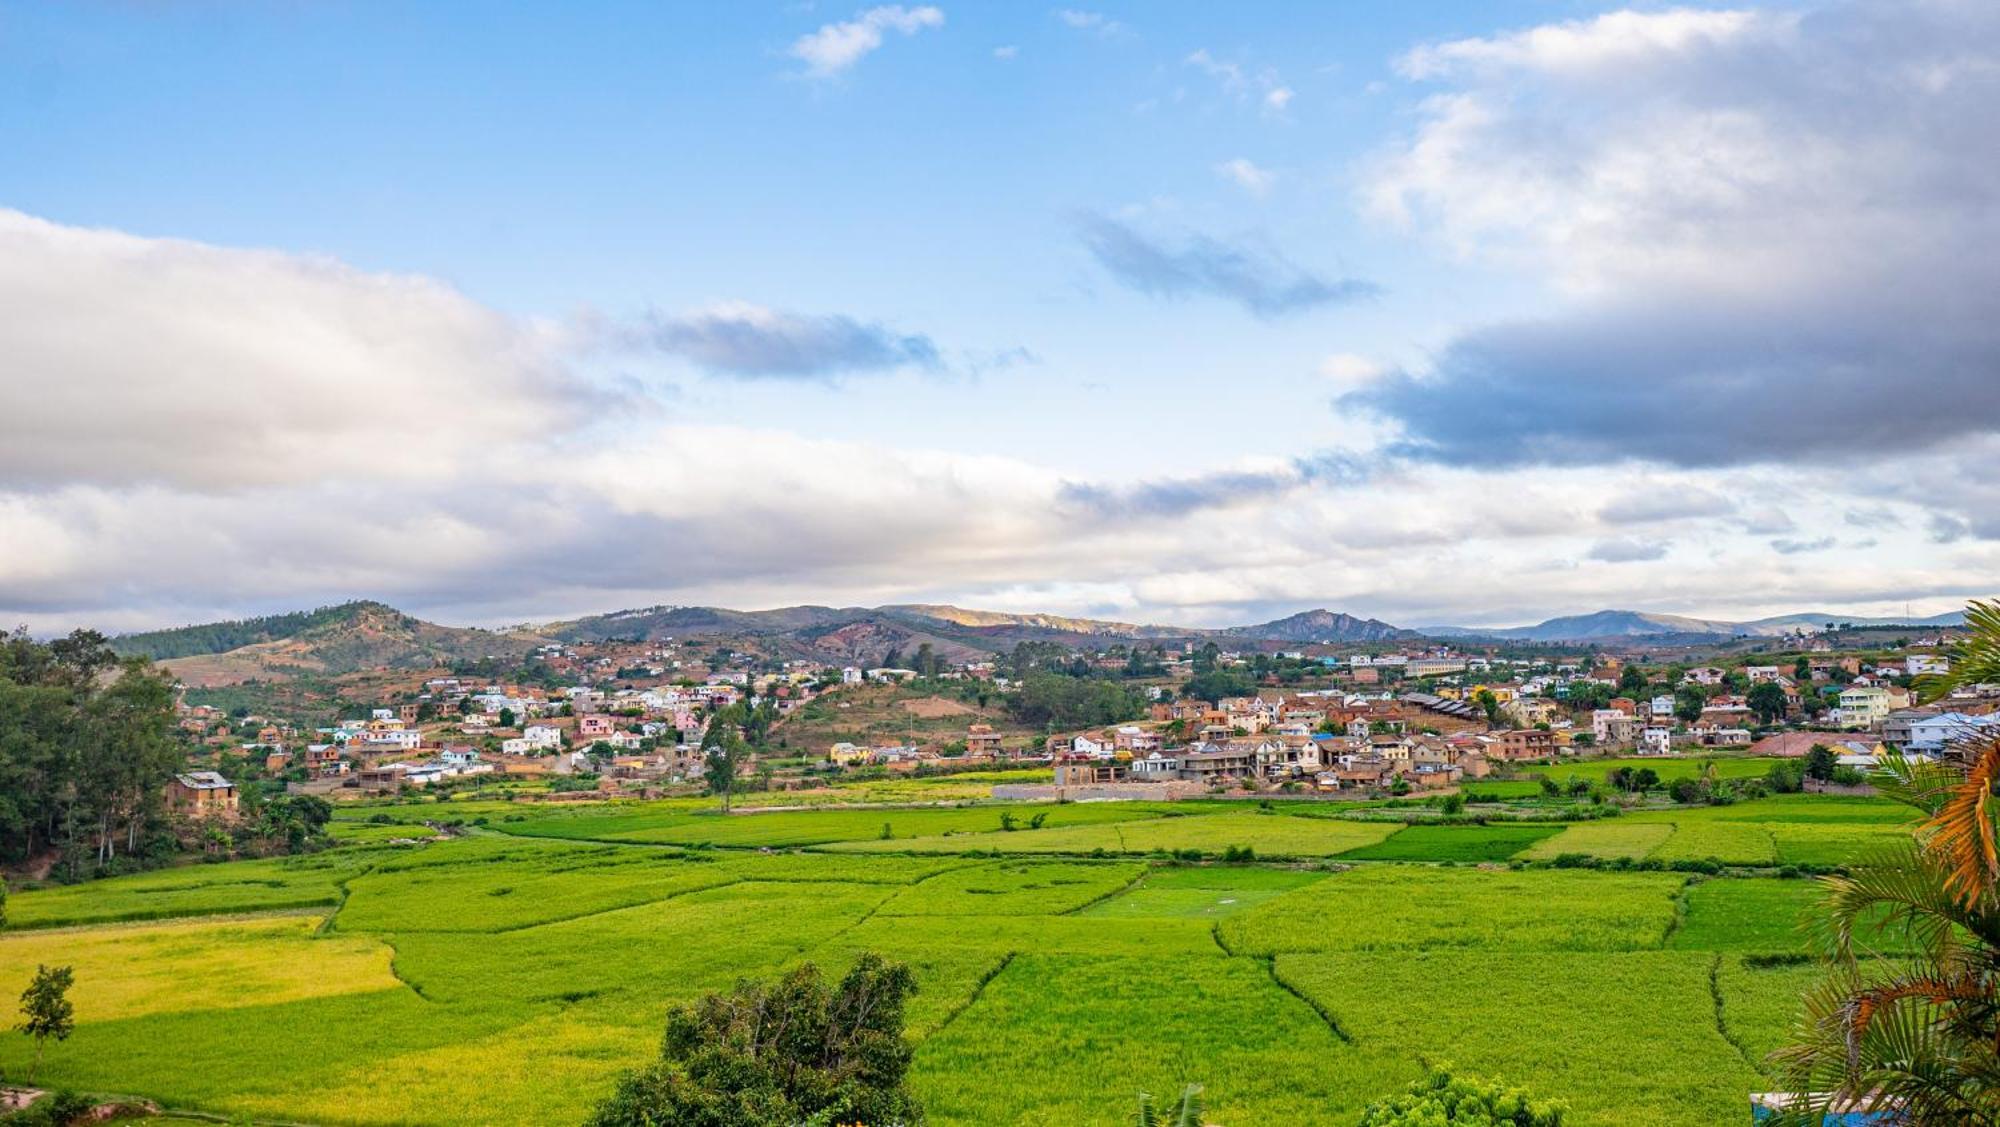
<box><xmin>585</xmin><ymin>953</ymin><xmax>922</xmax><ymax>1127</ymax></box>
<box><xmin>1357</xmin><ymin>1064</ymin><xmax>1565</xmax><ymax>1125</ymax></box>
<box><xmin>7</xmin><ymin>1090</ymin><xmax>94</xmax><ymax>1126</ymax></box>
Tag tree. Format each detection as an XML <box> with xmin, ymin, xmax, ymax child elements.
<box><xmin>1747</xmin><ymin>680</ymin><xmax>1789</xmax><ymax>723</ymax></box>
<box><xmin>1770</xmin><ymin>602</ymin><xmax>2000</xmax><ymax>1122</ymax></box>
<box><xmin>498</xmin><ymin>707</ymin><xmax>516</xmax><ymax>729</ymax></box>
<box><xmin>1563</xmin><ymin>682</ymin><xmax>1613</xmax><ymax>713</ymax></box>
<box><xmin>704</xmin><ymin>735</ymin><xmax>749</xmax><ymax>813</ymax></box>
<box><xmin>1618</xmin><ymin>665</ymin><xmax>1648</xmax><ymax>694</ymax></box>
<box><xmin>0</xmin><ymin>629</ymin><xmax>181</xmax><ymax>875</ymax></box>
<box><xmin>1181</xmin><ymin>669</ymin><xmax>1254</xmax><ymax>706</ymax></box>
<box><xmin>1357</xmin><ymin>1064</ymin><xmax>1564</xmax><ymax>1126</ymax></box>
<box><xmin>1672</xmin><ymin>686</ymin><xmax>1708</xmax><ymax>724</ymax></box>
<box><xmin>1473</xmin><ymin>689</ymin><xmax>1501</xmax><ymax>726</ymax></box>
<box><xmin>1803</xmin><ymin>744</ymin><xmax>1837</xmax><ymax>782</ymax></box>
<box><xmin>586</xmin><ymin>953</ymin><xmax>922</xmax><ymax>1127</ymax></box>
<box><xmin>17</xmin><ymin>963</ymin><xmax>75</xmax><ymax>1084</ymax></box>
<box><xmin>1765</xmin><ymin>759</ymin><xmax>1805</xmax><ymax>794</ymax></box>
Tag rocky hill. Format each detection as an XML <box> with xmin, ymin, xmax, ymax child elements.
<box><xmin>111</xmin><ymin>601</ymin><xmax>548</xmax><ymax>684</ymax></box>
<box><xmin>1221</xmin><ymin>609</ymin><xmax>1411</xmax><ymax>643</ymax></box>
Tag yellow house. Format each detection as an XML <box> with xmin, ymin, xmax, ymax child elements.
<box><xmin>827</xmin><ymin>742</ymin><xmax>870</xmax><ymax>767</ymax></box>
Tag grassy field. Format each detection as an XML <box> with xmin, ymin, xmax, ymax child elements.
<box><xmin>1521</xmin><ymin>755</ymin><xmax>1789</xmax><ymax>784</ymax></box>
<box><xmin>0</xmin><ymin>789</ymin><xmax>1905</xmax><ymax>1126</ymax></box>
<box><xmin>1336</xmin><ymin>822</ymin><xmax>1565</xmax><ymax>861</ymax></box>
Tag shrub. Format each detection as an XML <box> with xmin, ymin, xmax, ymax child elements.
<box><xmin>1357</xmin><ymin>1064</ymin><xmax>1565</xmax><ymax>1125</ymax></box>
<box><xmin>584</xmin><ymin>953</ymin><xmax>922</xmax><ymax>1127</ymax></box>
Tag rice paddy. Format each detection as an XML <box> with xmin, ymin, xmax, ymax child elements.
<box><xmin>0</xmin><ymin>787</ymin><xmax>1909</xmax><ymax>1125</ymax></box>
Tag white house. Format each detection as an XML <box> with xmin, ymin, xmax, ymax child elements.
<box><xmin>1907</xmin><ymin>712</ymin><xmax>2000</xmax><ymax>752</ymax></box>
<box><xmin>1907</xmin><ymin>654</ymin><xmax>1953</xmax><ymax>677</ymax></box>
<box><xmin>520</xmin><ymin>724</ymin><xmax>565</xmax><ymax>750</ymax></box>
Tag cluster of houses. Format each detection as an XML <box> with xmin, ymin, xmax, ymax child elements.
<box><xmin>1037</xmin><ymin>692</ymin><xmax>1546</xmax><ymax>794</ymax></box>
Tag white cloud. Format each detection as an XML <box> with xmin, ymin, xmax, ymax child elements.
<box><xmin>1397</xmin><ymin>8</ymin><xmax>1779</xmax><ymax>81</ymax></box>
<box><xmin>0</xmin><ymin>208</ymin><xmax>587</xmax><ymax>492</ymax></box>
<box><xmin>1317</xmin><ymin>353</ymin><xmax>1384</xmax><ymax>389</ymax></box>
<box><xmin>1185</xmin><ymin>48</ymin><xmax>1292</xmax><ymax>112</ymax></box>
<box><xmin>788</xmin><ymin>5</ymin><xmax>944</xmax><ymax>78</ymax></box>
<box><xmin>1056</xmin><ymin>10</ymin><xmax>1123</xmax><ymax>37</ymax></box>
<box><xmin>1214</xmin><ymin>157</ymin><xmax>1275</xmax><ymax>196</ymax></box>
<box><xmin>992</xmin><ymin>44</ymin><xmax>1018</xmax><ymax>60</ymax></box>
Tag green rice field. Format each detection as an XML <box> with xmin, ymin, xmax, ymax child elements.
<box><xmin>0</xmin><ymin>788</ymin><xmax>1919</xmax><ymax>1125</ymax></box>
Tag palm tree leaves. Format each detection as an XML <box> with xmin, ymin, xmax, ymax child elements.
<box><xmin>1133</xmin><ymin>1084</ymin><xmax>1204</xmax><ymax>1127</ymax></box>
<box><xmin>1773</xmin><ymin>600</ymin><xmax>2000</xmax><ymax>1124</ymax></box>
<box><xmin>1921</xmin><ymin>735</ymin><xmax>2000</xmax><ymax>909</ymax></box>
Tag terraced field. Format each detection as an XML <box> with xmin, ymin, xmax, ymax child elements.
<box><xmin>0</xmin><ymin>790</ymin><xmax>1916</xmax><ymax>1125</ymax></box>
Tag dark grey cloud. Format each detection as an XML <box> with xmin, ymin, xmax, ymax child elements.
<box><xmin>1930</xmin><ymin>513</ymin><xmax>1972</xmax><ymax>544</ymax></box>
<box><xmin>1587</xmin><ymin>537</ymin><xmax>1669</xmax><ymax>563</ymax></box>
<box><xmin>1844</xmin><ymin>507</ymin><xmax>1902</xmax><ymax>530</ymax></box>
<box><xmin>1736</xmin><ymin>508</ymin><xmax>1796</xmax><ymax>535</ymax></box>
<box><xmin>1357</xmin><ymin>1</ymin><xmax>2000</xmax><ymax>470</ymax></box>
<box><xmin>1344</xmin><ymin>301</ymin><xmax>2000</xmax><ymax>468</ymax></box>
<box><xmin>624</xmin><ymin>304</ymin><xmax>941</xmax><ymax>379</ymax></box>
<box><xmin>1075</xmin><ymin>213</ymin><xmax>1376</xmax><ymax>318</ymax></box>
<box><xmin>1598</xmin><ymin>485</ymin><xmax>1735</xmax><ymax>525</ymax></box>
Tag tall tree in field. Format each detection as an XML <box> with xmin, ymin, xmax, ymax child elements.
<box><xmin>1770</xmin><ymin>600</ymin><xmax>2000</xmax><ymax>1122</ymax></box>
<box><xmin>704</xmin><ymin>734</ymin><xmax>748</xmax><ymax>813</ymax></box>
<box><xmin>17</xmin><ymin>963</ymin><xmax>75</xmax><ymax>1084</ymax></box>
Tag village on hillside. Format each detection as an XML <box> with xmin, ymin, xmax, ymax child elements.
<box><xmin>163</xmin><ymin>621</ymin><xmax>2000</xmax><ymax>817</ymax></box>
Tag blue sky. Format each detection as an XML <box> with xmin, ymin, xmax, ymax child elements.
<box><xmin>1</xmin><ymin>1</ymin><xmax>1995</xmax><ymax>631</ymax></box>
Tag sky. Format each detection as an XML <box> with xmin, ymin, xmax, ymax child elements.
<box><xmin>2</xmin><ymin>0</ymin><xmax>1997</xmax><ymax>634</ymax></box>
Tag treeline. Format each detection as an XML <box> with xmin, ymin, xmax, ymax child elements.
<box><xmin>1007</xmin><ymin>670</ymin><xmax>1148</xmax><ymax>729</ymax></box>
<box><xmin>0</xmin><ymin>629</ymin><xmax>183</xmax><ymax>877</ymax></box>
<box><xmin>108</xmin><ymin>600</ymin><xmax>385</xmax><ymax>659</ymax></box>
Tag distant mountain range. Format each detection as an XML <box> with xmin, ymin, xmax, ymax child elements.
<box><xmin>1425</xmin><ymin>608</ymin><xmax>1967</xmax><ymax>643</ymax></box>
<box><xmin>108</xmin><ymin>598</ymin><xmax>1967</xmax><ymax>685</ymax></box>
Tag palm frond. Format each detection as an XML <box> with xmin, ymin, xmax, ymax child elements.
<box><xmin>1871</xmin><ymin>752</ymin><xmax>1966</xmax><ymax>817</ymax></box>
<box><xmin>1920</xmin><ymin>600</ymin><xmax>2000</xmax><ymax>702</ymax></box>
<box><xmin>1920</xmin><ymin>735</ymin><xmax>2000</xmax><ymax>908</ymax></box>
<box><xmin>1815</xmin><ymin>842</ymin><xmax>1979</xmax><ymax>962</ymax></box>
<box><xmin>1172</xmin><ymin>1084</ymin><xmax>1205</xmax><ymax>1127</ymax></box>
